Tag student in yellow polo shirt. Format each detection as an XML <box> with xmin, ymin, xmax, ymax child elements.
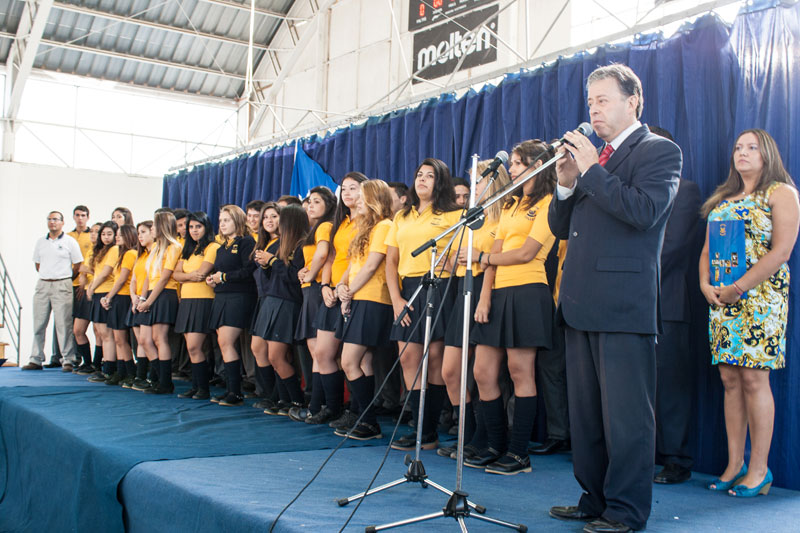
<box><xmin>385</xmin><ymin>158</ymin><xmax>461</xmax><ymax>451</ymax></box>
<box><xmin>173</xmin><ymin>211</ymin><xmax>220</xmax><ymax>400</ymax></box>
<box><xmin>289</xmin><ymin>186</ymin><xmax>336</xmax><ymax>422</ymax></box>
<box><xmin>67</xmin><ymin>207</ymin><xmax>93</xmax><ymax>371</ymax></box>
<box><xmin>306</xmin><ymin>172</ymin><xmax>367</xmax><ymax>425</ymax></box>
<box><xmin>128</xmin><ymin>221</ymin><xmax>154</xmax><ymax>388</ymax></box>
<box><xmin>334</xmin><ymin>180</ymin><xmax>395</xmax><ymax>440</ymax></box>
<box><xmin>98</xmin><ymin>224</ymin><xmax>138</xmax><ymax>386</ymax></box>
<box><xmin>439</xmin><ymin>160</ymin><xmax>511</xmax><ymax>460</ymax></box>
<box><xmin>85</xmin><ymin>221</ymin><xmax>120</xmax><ymax>382</ymax></box>
<box><xmin>466</xmin><ymin>139</ymin><xmax>557</xmax><ymax>475</ymax></box>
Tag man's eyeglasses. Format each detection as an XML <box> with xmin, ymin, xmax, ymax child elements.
<box><xmin>47</xmin><ymin>218</ymin><xmax>63</xmax><ymax>222</ymax></box>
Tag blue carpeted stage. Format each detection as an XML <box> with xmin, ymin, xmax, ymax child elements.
<box><xmin>1</xmin><ymin>369</ymin><xmax>799</xmax><ymax>532</ymax></box>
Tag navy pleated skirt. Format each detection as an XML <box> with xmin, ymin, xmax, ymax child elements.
<box><xmin>73</xmin><ymin>288</ymin><xmax>92</xmax><ymax>320</ymax></box>
<box><xmin>444</xmin><ymin>274</ymin><xmax>484</xmax><ymax>348</ymax></box>
<box><xmin>175</xmin><ymin>298</ymin><xmax>214</xmax><ymax>334</ymax></box>
<box><xmin>337</xmin><ymin>300</ymin><xmax>393</xmax><ymax>347</ymax></box>
<box><xmin>90</xmin><ymin>293</ymin><xmax>109</xmax><ymax>324</ymax></box>
<box><xmin>107</xmin><ymin>294</ymin><xmax>131</xmax><ymax>330</ymax></box>
<box><xmin>470</xmin><ymin>283</ymin><xmax>553</xmax><ymax>349</ymax></box>
<box><xmin>253</xmin><ymin>296</ymin><xmax>300</xmax><ymax>344</ymax></box>
<box><xmin>139</xmin><ymin>289</ymin><xmax>179</xmax><ymax>326</ymax></box>
<box><xmin>389</xmin><ymin>275</ymin><xmax>456</xmax><ymax>344</ymax></box>
<box><xmin>295</xmin><ymin>283</ymin><xmax>322</xmax><ymax>340</ymax></box>
<box><xmin>314</xmin><ymin>298</ymin><xmax>342</xmax><ymax>332</ymax></box>
<box><xmin>209</xmin><ymin>292</ymin><xmax>256</xmax><ymax>330</ymax></box>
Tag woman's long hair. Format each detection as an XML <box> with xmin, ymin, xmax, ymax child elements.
<box><xmin>181</xmin><ymin>211</ymin><xmax>215</xmax><ymax>260</ymax></box>
<box><xmin>701</xmin><ymin>129</ymin><xmax>796</xmax><ymax>217</ymax></box>
<box><xmin>217</xmin><ymin>204</ymin><xmax>248</xmax><ymax>240</ymax></box>
<box><xmin>112</xmin><ymin>207</ymin><xmax>134</xmax><ymax>226</ymax></box>
<box><xmin>401</xmin><ymin>158</ymin><xmax>458</xmax><ymax>218</ymax></box>
<box><xmin>146</xmin><ymin>211</ymin><xmax>181</xmax><ymax>277</ymax></box>
<box><xmin>251</xmin><ymin>202</ymin><xmax>281</xmax><ymax>260</ymax></box>
<box><xmin>136</xmin><ymin>221</ymin><xmax>154</xmax><ymax>255</ymax></box>
<box><xmin>303</xmin><ymin>186</ymin><xmax>337</xmax><ymax>247</ymax></box>
<box><xmin>504</xmin><ymin>139</ymin><xmax>556</xmax><ymax>211</ymax></box>
<box><xmin>330</xmin><ymin>172</ymin><xmax>368</xmax><ymax>256</ymax></box>
<box><xmin>90</xmin><ymin>221</ymin><xmax>119</xmax><ymax>270</ymax></box>
<box><xmin>278</xmin><ymin>205</ymin><xmax>311</xmax><ymax>264</ymax></box>
<box><xmin>349</xmin><ymin>180</ymin><xmax>394</xmax><ymax>260</ymax></box>
<box><xmin>474</xmin><ymin>160</ymin><xmax>512</xmax><ymax>223</ymax></box>
<box><xmin>115</xmin><ymin>224</ymin><xmax>139</xmax><ymax>268</ymax></box>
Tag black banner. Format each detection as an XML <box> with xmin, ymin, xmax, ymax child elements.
<box><xmin>412</xmin><ymin>4</ymin><xmax>498</xmax><ymax>84</ymax></box>
<box><xmin>408</xmin><ymin>0</ymin><xmax>495</xmax><ymax>32</ymax></box>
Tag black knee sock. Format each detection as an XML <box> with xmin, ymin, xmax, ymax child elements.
<box><xmin>77</xmin><ymin>343</ymin><xmax>91</xmax><ymax>366</ymax></box>
<box><xmin>481</xmin><ymin>396</ymin><xmax>507</xmax><ymax>452</ymax></box>
<box><xmin>308</xmin><ymin>372</ymin><xmax>324</xmax><ymax>414</ymax></box>
<box><xmin>189</xmin><ymin>362</ymin><xmax>199</xmax><ymax>389</ymax></box>
<box><xmin>509</xmin><ymin>396</ymin><xmax>537</xmax><ymax>456</ymax></box>
<box><xmin>159</xmin><ymin>360</ymin><xmax>173</xmax><ymax>389</ymax></box>
<box><xmin>457</xmin><ymin>402</ymin><xmax>477</xmax><ymax>444</ymax></box>
<box><xmin>422</xmin><ymin>384</ymin><xmax>447</xmax><ymax>436</ymax></box>
<box><xmin>321</xmin><ymin>372</ymin><xmax>344</xmax><ymax>415</ymax></box>
<box><xmin>148</xmin><ymin>359</ymin><xmax>159</xmax><ymax>382</ymax></box>
<box><xmin>106</xmin><ymin>360</ymin><xmax>118</xmax><ymax>375</ymax></box>
<box><xmin>350</xmin><ymin>375</ymin><xmax>377</xmax><ymax>425</ymax></box>
<box><xmin>467</xmin><ymin>399</ymin><xmax>488</xmax><ymax>449</ymax></box>
<box><xmin>136</xmin><ymin>358</ymin><xmax>149</xmax><ymax>380</ymax></box>
<box><xmin>125</xmin><ymin>360</ymin><xmax>137</xmax><ymax>377</ymax></box>
<box><xmin>347</xmin><ymin>379</ymin><xmax>360</xmax><ymax>413</ymax></box>
<box><xmin>281</xmin><ymin>374</ymin><xmax>304</xmax><ymax>404</ymax></box>
<box><xmin>117</xmin><ymin>361</ymin><xmax>128</xmax><ymax>378</ymax></box>
<box><xmin>195</xmin><ymin>361</ymin><xmax>210</xmax><ymax>392</ymax></box>
<box><xmin>93</xmin><ymin>345</ymin><xmax>103</xmax><ymax>368</ymax></box>
<box><xmin>256</xmin><ymin>365</ymin><xmax>276</xmax><ymax>398</ymax></box>
<box><xmin>224</xmin><ymin>360</ymin><xmax>242</xmax><ymax>396</ymax></box>
<box><xmin>276</xmin><ymin>378</ymin><xmax>289</xmax><ymax>403</ymax></box>
<box><xmin>407</xmin><ymin>389</ymin><xmax>421</xmax><ymax>428</ymax></box>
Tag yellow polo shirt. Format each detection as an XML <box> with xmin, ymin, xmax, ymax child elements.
<box><xmin>132</xmin><ymin>250</ymin><xmax>149</xmax><ymax>296</ymax></box>
<box><xmin>385</xmin><ymin>205</ymin><xmax>461</xmax><ymax>279</ymax></box>
<box><xmin>331</xmin><ymin>216</ymin><xmax>356</xmax><ymax>285</ymax></box>
<box><xmin>94</xmin><ymin>246</ymin><xmax>118</xmax><ymax>293</ymax></box>
<box><xmin>455</xmin><ymin>218</ymin><xmax>499</xmax><ymax>277</ymax></box>
<box><xmin>147</xmin><ymin>243</ymin><xmax>181</xmax><ymax>291</ymax></box>
<box><xmin>301</xmin><ymin>221</ymin><xmax>332</xmax><ymax>288</ymax></box>
<box><xmin>349</xmin><ymin>219</ymin><xmax>392</xmax><ymax>304</ymax></box>
<box><xmin>69</xmin><ymin>229</ymin><xmax>93</xmax><ymax>287</ymax></box>
<box><xmin>494</xmin><ymin>196</ymin><xmax>555</xmax><ymax>290</ymax></box>
<box><xmin>180</xmin><ymin>242</ymin><xmax>221</xmax><ymax>299</ymax></box>
<box><xmin>110</xmin><ymin>249</ymin><xmax>138</xmax><ymax>296</ymax></box>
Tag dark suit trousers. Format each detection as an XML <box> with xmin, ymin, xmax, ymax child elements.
<box><xmin>655</xmin><ymin>320</ymin><xmax>693</xmax><ymax>469</ymax></box>
<box><xmin>536</xmin><ymin>322</ymin><xmax>569</xmax><ymax>440</ymax></box>
<box><xmin>565</xmin><ymin>327</ymin><xmax>656</xmax><ymax>531</ymax></box>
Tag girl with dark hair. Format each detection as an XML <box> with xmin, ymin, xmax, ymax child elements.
<box><xmin>173</xmin><ymin>211</ymin><xmax>220</xmax><ymax>400</ymax></box>
<box><xmin>135</xmin><ymin>211</ymin><xmax>182</xmax><ymax>394</ymax></box>
<box><xmin>289</xmin><ymin>186</ymin><xmax>336</xmax><ymax>422</ymax></box>
<box><xmin>305</xmin><ymin>172</ymin><xmax>368</xmax><ymax>424</ymax></box>
<box><xmin>85</xmin><ymin>220</ymin><xmax>120</xmax><ymax>382</ymax></box>
<box><xmin>206</xmin><ymin>205</ymin><xmax>257</xmax><ymax>406</ymax></box>
<box><xmin>385</xmin><ymin>158</ymin><xmax>460</xmax><ymax>450</ymax></box>
<box><xmin>438</xmin><ymin>160</ymin><xmax>511</xmax><ymax>459</ymax></box>
<box><xmin>250</xmin><ymin>202</ymin><xmax>281</xmax><ymax>410</ymax></box>
<box><xmin>99</xmin><ymin>224</ymin><xmax>139</xmax><ymax>386</ymax></box>
<box><xmin>466</xmin><ymin>139</ymin><xmax>557</xmax><ymax>475</ymax></box>
<box><xmin>256</xmin><ymin>205</ymin><xmax>310</xmax><ymax>415</ymax></box>
<box><xmin>112</xmin><ymin>207</ymin><xmax>134</xmax><ymax>227</ymax></box>
<box><xmin>74</xmin><ymin>222</ymin><xmax>102</xmax><ymax>374</ymax></box>
<box><xmin>334</xmin><ymin>180</ymin><xmax>395</xmax><ymax>440</ymax></box>
<box><xmin>701</xmin><ymin>129</ymin><xmax>799</xmax><ymax>496</ymax></box>
<box><xmin>127</xmin><ymin>221</ymin><xmax>155</xmax><ymax>388</ymax></box>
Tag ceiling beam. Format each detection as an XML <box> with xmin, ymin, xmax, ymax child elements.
<box><xmin>247</xmin><ymin>0</ymin><xmax>336</xmax><ymax>138</ymax></box>
<box><xmin>51</xmin><ymin>2</ymin><xmax>290</xmax><ymax>52</ymax></box>
<box><xmin>199</xmin><ymin>0</ymin><xmax>307</xmax><ymax>21</ymax></box>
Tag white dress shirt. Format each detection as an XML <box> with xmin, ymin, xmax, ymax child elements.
<box><xmin>32</xmin><ymin>233</ymin><xmax>83</xmax><ymax>279</ymax></box>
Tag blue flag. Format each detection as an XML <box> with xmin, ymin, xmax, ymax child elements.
<box><xmin>290</xmin><ymin>143</ymin><xmax>338</xmax><ymax>198</ymax></box>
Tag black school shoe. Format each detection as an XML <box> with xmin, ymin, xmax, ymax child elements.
<box><xmin>192</xmin><ymin>389</ymin><xmax>211</xmax><ymax>400</ymax></box>
<box><xmin>76</xmin><ymin>363</ymin><xmax>96</xmax><ymax>375</ymax></box>
<box><xmin>437</xmin><ymin>444</ymin><xmax>457</xmax><ymax>458</ymax></box>
<box><xmin>218</xmin><ymin>393</ymin><xmax>244</xmax><ymax>406</ymax></box>
<box><xmin>340</xmin><ymin>423</ymin><xmax>382</xmax><ymax>440</ymax></box>
<box><xmin>464</xmin><ymin>447</ymin><xmax>504</xmax><ymax>469</ymax></box>
<box><xmin>288</xmin><ymin>405</ymin><xmax>311</xmax><ymax>422</ymax></box>
<box><xmin>253</xmin><ymin>398</ymin><xmax>276</xmax><ymax>410</ymax></box>
<box><xmin>177</xmin><ymin>388</ymin><xmax>198</xmax><ymax>399</ymax></box>
<box><xmin>485</xmin><ymin>452</ymin><xmax>531</xmax><ymax>475</ymax></box>
<box><xmin>144</xmin><ymin>383</ymin><xmax>175</xmax><ymax>395</ymax></box>
<box><xmin>390</xmin><ymin>431</ymin><xmax>438</xmax><ymax>451</ymax></box>
<box><xmin>264</xmin><ymin>401</ymin><xmax>292</xmax><ymax>415</ymax></box>
<box><xmin>87</xmin><ymin>372</ymin><xmax>108</xmax><ymax>383</ymax></box>
<box><xmin>105</xmin><ymin>373</ymin><xmax>123</xmax><ymax>386</ymax></box>
<box><xmin>306</xmin><ymin>407</ymin><xmax>337</xmax><ymax>425</ymax></box>
<box><xmin>328</xmin><ymin>410</ymin><xmax>358</xmax><ymax>431</ymax></box>
<box><xmin>132</xmin><ymin>380</ymin><xmax>158</xmax><ymax>392</ymax></box>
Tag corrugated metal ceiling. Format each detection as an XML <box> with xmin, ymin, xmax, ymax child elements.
<box><xmin>0</xmin><ymin>0</ymin><xmax>296</xmax><ymax>100</ymax></box>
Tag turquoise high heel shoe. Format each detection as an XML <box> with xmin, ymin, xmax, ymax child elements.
<box><xmin>707</xmin><ymin>463</ymin><xmax>748</xmax><ymax>491</ymax></box>
<box><xmin>729</xmin><ymin>468</ymin><xmax>773</xmax><ymax>497</ymax></box>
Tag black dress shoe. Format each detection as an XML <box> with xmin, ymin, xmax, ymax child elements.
<box><xmin>583</xmin><ymin>518</ymin><xmax>631</xmax><ymax>533</ymax></box>
<box><xmin>549</xmin><ymin>505</ymin><xmax>598</xmax><ymax>522</ymax></box>
<box><xmin>44</xmin><ymin>361</ymin><xmax>62</xmax><ymax>368</ymax></box>
<box><xmin>177</xmin><ymin>388</ymin><xmax>199</xmax><ymax>399</ymax></box>
<box><xmin>305</xmin><ymin>407</ymin><xmax>336</xmax><ymax>425</ymax></box>
<box><xmin>654</xmin><ymin>463</ymin><xmax>691</xmax><ymax>484</ymax></box>
<box><xmin>390</xmin><ymin>431</ymin><xmax>438</xmax><ymax>451</ymax></box>
<box><xmin>144</xmin><ymin>383</ymin><xmax>175</xmax><ymax>395</ymax></box>
<box><xmin>485</xmin><ymin>452</ymin><xmax>531</xmax><ymax>475</ymax></box>
<box><xmin>529</xmin><ymin>438</ymin><xmax>571</xmax><ymax>455</ymax></box>
<box><xmin>464</xmin><ymin>447</ymin><xmax>504</xmax><ymax>469</ymax></box>
<box><xmin>218</xmin><ymin>393</ymin><xmax>244</xmax><ymax>406</ymax></box>
<box><xmin>437</xmin><ymin>444</ymin><xmax>457</xmax><ymax>458</ymax></box>
<box><xmin>192</xmin><ymin>389</ymin><xmax>210</xmax><ymax>400</ymax></box>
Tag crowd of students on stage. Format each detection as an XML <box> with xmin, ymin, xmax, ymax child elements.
<box><xmin>44</xmin><ymin>144</ymin><xmax>564</xmax><ymax>476</ymax></box>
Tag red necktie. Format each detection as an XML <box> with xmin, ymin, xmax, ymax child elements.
<box><xmin>598</xmin><ymin>144</ymin><xmax>614</xmax><ymax>167</ymax></box>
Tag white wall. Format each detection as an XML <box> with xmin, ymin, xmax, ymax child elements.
<box><xmin>0</xmin><ymin>162</ymin><xmax>162</xmax><ymax>363</ymax></box>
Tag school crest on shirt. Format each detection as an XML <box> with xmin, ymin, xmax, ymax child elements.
<box><xmin>526</xmin><ymin>206</ymin><xmax>539</xmax><ymax>220</ymax></box>
<box><xmin>231</xmin><ymin>244</ymin><xmax>239</xmax><ymax>254</ymax></box>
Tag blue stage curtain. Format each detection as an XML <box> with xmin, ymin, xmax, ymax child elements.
<box><xmin>162</xmin><ymin>3</ymin><xmax>800</xmax><ymax>489</ymax></box>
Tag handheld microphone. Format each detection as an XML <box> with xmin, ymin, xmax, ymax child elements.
<box><xmin>549</xmin><ymin>122</ymin><xmax>594</xmax><ymax>151</ymax></box>
<box><xmin>480</xmin><ymin>151</ymin><xmax>509</xmax><ymax>177</ymax></box>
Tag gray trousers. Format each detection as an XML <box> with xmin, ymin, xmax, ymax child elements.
<box><xmin>31</xmin><ymin>279</ymin><xmax>77</xmax><ymax>365</ymax></box>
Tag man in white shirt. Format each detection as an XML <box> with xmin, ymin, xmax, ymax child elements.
<box><xmin>23</xmin><ymin>211</ymin><xmax>84</xmax><ymax>371</ymax></box>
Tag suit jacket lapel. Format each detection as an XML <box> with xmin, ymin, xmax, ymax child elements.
<box><xmin>604</xmin><ymin>125</ymin><xmax>649</xmax><ymax>175</ymax></box>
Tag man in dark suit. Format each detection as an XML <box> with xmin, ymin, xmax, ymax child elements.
<box><xmin>547</xmin><ymin>64</ymin><xmax>681</xmax><ymax>533</ymax></box>
<box><xmin>648</xmin><ymin>127</ymin><xmax>702</xmax><ymax>485</ymax></box>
